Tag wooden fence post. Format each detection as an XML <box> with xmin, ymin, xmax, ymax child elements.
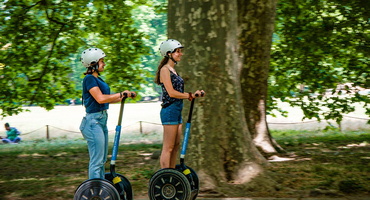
<box><xmin>46</xmin><ymin>125</ymin><xmax>50</xmax><ymax>140</ymax></box>
<box><xmin>139</xmin><ymin>121</ymin><xmax>143</xmax><ymax>134</ymax></box>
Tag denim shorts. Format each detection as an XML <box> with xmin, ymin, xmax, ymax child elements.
<box><xmin>160</xmin><ymin>100</ymin><xmax>183</xmax><ymax>125</ymax></box>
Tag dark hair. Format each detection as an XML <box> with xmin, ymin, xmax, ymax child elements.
<box><xmin>154</xmin><ymin>57</ymin><xmax>169</xmax><ymax>85</ymax></box>
<box><xmin>4</xmin><ymin>123</ymin><xmax>9</xmax><ymax>127</ymax></box>
<box><xmin>83</xmin><ymin>62</ymin><xmax>98</xmax><ymax>75</ymax></box>
<box><xmin>84</xmin><ymin>67</ymin><xmax>94</xmax><ymax>75</ymax></box>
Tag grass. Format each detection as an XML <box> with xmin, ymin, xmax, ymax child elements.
<box><xmin>0</xmin><ymin>130</ymin><xmax>369</xmax><ymax>199</ymax></box>
<box><xmin>0</xmin><ymin>139</ymin><xmax>161</xmax><ymax>200</ymax></box>
<box><xmin>267</xmin><ymin>130</ymin><xmax>370</xmax><ymax>198</ymax></box>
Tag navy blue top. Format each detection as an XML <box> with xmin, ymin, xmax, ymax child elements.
<box><xmin>82</xmin><ymin>74</ymin><xmax>110</xmax><ymax>113</ymax></box>
<box><xmin>160</xmin><ymin>71</ymin><xmax>184</xmax><ymax>108</ymax></box>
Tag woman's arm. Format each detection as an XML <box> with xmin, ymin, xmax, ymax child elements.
<box><xmin>110</xmin><ymin>90</ymin><xmax>136</xmax><ymax>103</ymax></box>
<box><xmin>89</xmin><ymin>87</ymin><xmax>121</xmax><ymax>104</ymax></box>
<box><xmin>89</xmin><ymin>87</ymin><xmax>136</xmax><ymax>104</ymax></box>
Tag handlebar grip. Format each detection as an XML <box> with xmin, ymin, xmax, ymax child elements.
<box><xmin>123</xmin><ymin>92</ymin><xmax>136</xmax><ymax>98</ymax></box>
<box><xmin>195</xmin><ymin>92</ymin><xmax>205</xmax><ymax>97</ymax></box>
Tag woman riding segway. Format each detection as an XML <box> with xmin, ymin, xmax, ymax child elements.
<box><xmin>74</xmin><ymin>48</ymin><xmax>135</xmax><ymax>200</ymax></box>
<box><xmin>148</xmin><ymin>39</ymin><xmax>205</xmax><ymax>200</ymax></box>
<box><xmin>155</xmin><ymin>39</ymin><xmax>205</xmax><ymax>169</ymax></box>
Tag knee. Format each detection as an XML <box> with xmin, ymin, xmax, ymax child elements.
<box><xmin>163</xmin><ymin>143</ymin><xmax>178</xmax><ymax>154</ymax></box>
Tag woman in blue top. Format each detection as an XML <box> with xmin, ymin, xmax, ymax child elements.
<box><xmin>79</xmin><ymin>48</ymin><xmax>136</xmax><ymax>179</ymax></box>
<box><xmin>155</xmin><ymin>39</ymin><xmax>205</xmax><ymax>169</ymax></box>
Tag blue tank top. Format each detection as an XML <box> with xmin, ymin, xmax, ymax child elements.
<box><xmin>82</xmin><ymin>74</ymin><xmax>110</xmax><ymax>113</ymax></box>
<box><xmin>160</xmin><ymin>71</ymin><xmax>184</xmax><ymax>108</ymax></box>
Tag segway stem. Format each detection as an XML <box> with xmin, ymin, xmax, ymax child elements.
<box><xmin>180</xmin><ymin>92</ymin><xmax>202</xmax><ymax>161</ymax></box>
<box><xmin>186</xmin><ymin>99</ymin><xmax>196</xmax><ymax>123</ymax></box>
<box><xmin>110</xmin><ymin>97</ymin><xmax>126</xmax><ymax>167</ymax></box>
<box><xmin>110</xmin><ymin>93</ymin><xmax>135</xmax><ymax>172</ymax></box>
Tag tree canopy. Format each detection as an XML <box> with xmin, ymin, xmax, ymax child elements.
<box><xmin>269</xmin><ymin>0</ymin><xmax>369</xmax><ymax>125</ymax></box>
<box><xmin>0</xmin><ymin>0</ymin><xmax>152</xmax><ymax>117</ymax></box>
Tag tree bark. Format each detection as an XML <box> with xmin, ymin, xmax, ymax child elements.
<box><xmin>238</xmin><ymin>0</ymin><xmax>284</xmax><ymax>154</ymax></box>
<box><xmin>168</xmin><ymin>0</ymin><xmax>278</xmax><ymax>196</ymax></box>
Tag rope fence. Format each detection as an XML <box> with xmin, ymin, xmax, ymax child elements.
<box><xmin>5</xmin><ymin>115</ymin><xmax>370</xmax><ymax>141</ymax></box>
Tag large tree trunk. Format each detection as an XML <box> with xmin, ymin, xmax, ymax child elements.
<box><xmin>238</xmin><ymin>0</ymin><xmax>284</xmax><ymax>154</ymax></box>
<box><xmin>168</xmin><ymin>0</ymin><xmax>277</xmax><ymax>196</ymax></box>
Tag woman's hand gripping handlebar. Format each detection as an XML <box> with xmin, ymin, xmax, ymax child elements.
<box><xmin>195</xmin><ymin>91</ymin><xmax>205</xmax><ymax>97</ymax></box>
<box><xmin>122</xmin><ymin>91</ymin><xmax>136</xmax><ymax>98</ymax></box>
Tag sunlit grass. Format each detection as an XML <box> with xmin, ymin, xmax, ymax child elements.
<box><xmin>0</xmin><ymin>131</ymin><xmax>369</xmax><ymax>199</ymax></box>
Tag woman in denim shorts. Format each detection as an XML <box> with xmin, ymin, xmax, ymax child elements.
<box><xmin>79</xmin><ymin>48</ymin><xmax>136</xmax><ymax>179</ymax></box>
<box><xmin>155</xmin><ymin>39</ymin><xmax>205</xmax><ymax>169</ymax></box>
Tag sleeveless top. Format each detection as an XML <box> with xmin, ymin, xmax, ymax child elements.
<box><xmin>160</xmin><ymin>71</ymin><xmax>184</xmax><ymax>108</ymax></box>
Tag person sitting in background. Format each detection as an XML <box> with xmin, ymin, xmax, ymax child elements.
<box><xmin>1</xmin><ymin>123</ymin><xmax>21</xmax><ymax>144</ymax></box>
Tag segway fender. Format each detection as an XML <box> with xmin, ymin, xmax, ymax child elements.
<box><xmin>176</xmin><ymin>165</ymin><xmax>199</xmax><ymax>200</ymax></box>
<box><xmin>105</xmin><ymin>172</ymin><xmax>133</xmax><ymax>200</ymax></box>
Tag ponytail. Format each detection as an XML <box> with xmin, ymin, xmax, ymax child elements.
<box><xmin>84</xmin><ymin>67</ymin><xmax>94</xmax><ymax>75</ymax></box>
<box><xmin>83</xmin><ymin>62</ymin><xmax>99</xmax><ymax>75</ymax></box>
<box><xmin>154</xmin><ymin>57</ymin><xmax>169</xmax><ymax>85</ymax></box>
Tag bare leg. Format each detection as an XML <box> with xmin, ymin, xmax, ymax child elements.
<box><xmin>169</xmin><ymin>124</ymin><xmax>182</xmax><ymax>168</ymax></box>
<box><xmin>160</xmin><ymin>124</ymin><xmax>181</xmax><ymax>168</ymax></box>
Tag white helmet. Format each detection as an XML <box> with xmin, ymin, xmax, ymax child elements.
<box><xmin>81</xmin><ymin>48</ymin><xmax>106</xmax><ymax>68</ymax></box>
<box><xmin>159</xmin><ymin>39</ymin><xmax>184</xmax><ymax>57</ymax></box>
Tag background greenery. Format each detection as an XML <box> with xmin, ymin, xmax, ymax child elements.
<box><xmin>1</xmin><ymin>0</ymin><xmax>369</xmax><ymax>125</ymax></box>
<box><xmin>0</xmin><ymin>0</ymin><xmax>167</xmax><ymax>117</ymax></box>
<box><xmin>268</xmin><ymin>0</ymin><xmax>369</xmax><ymax>124</ymax></box>
<box><xmin>0</xmin><ymin>1</ymin><xmax>369</xmax><ymax>198</ymax></box>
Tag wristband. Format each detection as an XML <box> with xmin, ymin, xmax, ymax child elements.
<box><xmin>188</xmin><ymin>92</ymin><xmax>193</xmax><ymax>101</ymax></box>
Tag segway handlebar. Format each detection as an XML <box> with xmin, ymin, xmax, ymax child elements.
<box><xmin>194</xmin><ymin>91</ymin><xmax>205</xmax><ymax>97</ymax></box>
<box><xmin>123</xmin><ymin>92</ymin><xmax>136</xmax><ymax>98</ymax></box>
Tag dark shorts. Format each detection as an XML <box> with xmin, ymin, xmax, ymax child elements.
<box><xmin>160</xmin><ymin>100</ymin><xmax>183</xmax><ymax>125</ymax></box>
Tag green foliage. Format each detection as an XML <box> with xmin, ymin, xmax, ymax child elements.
<box><xmin>130</xmin><ymin>0</ymin><xmax>168</xmax><ymax>98</ymax></box>
<box><xmin>0</xmin><ymin>0</ymin><xmax>150</xmax><ymax>117</ymax></box>
<box><xmin>88</xmin><ymin>1</ymin><xmax>148</xmax><ymax>93</ymax></box>
<box><xmin>269</xmin><ymin>0</ymin><xmax>370</xmax><ymax>124</ymax></box>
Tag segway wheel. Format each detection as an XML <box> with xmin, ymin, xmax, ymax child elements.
<box><xmin>149</xmin><ymin>168</ymin><xmax>191</xmax><ymax>200</ymax></box>
<box><xmin>105</xmin><ymin>173</ymin><xmax>133</xmax><ymax>200</ymax></box>
<box><xmin>176</xmin><ymin>165</ymin><xmax>199</xmax><ymax>200</ymax></box>
<box><xmin>74</xmin><ymin>178</ymin><xmax>120</xmax><ymax>200</ymax></box>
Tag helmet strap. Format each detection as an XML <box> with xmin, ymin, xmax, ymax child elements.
<box><xmin>167</xmin><ymin>55</ymin><xmax>177</xmax><ymax>65</ymax></box>
<box><xmin>91</xmin><ymin>62</ymin><xmax>100</xmax><ymax>76</ymax></box>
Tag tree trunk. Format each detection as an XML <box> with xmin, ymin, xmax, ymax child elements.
<box><xmin>237</xmin><ymin>0</ymin><xmax>284</xmax><ymax>154</ymax></box>
<box><xmin>168</xmin><ymin>0</ymin><xmax>278</xmax><ymax>196</ymax></box>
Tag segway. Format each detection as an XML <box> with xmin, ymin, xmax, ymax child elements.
<box><xmin>74</xmin><ymin>93</ymin><xmax>135</xmax><ymax>200</ymax></box>
<box><xmin>148</xmin><ymin>93</ymin><xmax>204</xmax><ymax>200</ymax></box>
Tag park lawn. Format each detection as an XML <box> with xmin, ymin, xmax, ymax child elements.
<box><xmin>0</xmin><ymin>130</ymin><xmax>369</xmax><ymax>199</ymax></box>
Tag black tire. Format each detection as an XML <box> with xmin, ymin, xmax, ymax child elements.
<box><xmin>148</xmin><ymin>168</ymin><xmax>191</xmax><ymax>200</ymax></box>
<box><xmin>74</xmin><ymin>178</ymin><xmax>120</xmax><ymax>200</ymax></box>
<box><xmin>176</xmin><ymin>165</ymin><xmax>199</xmax><ymax>200</ymax></box>
<box><xmin>105</xmin><ymin>173</ymin><xmax>133</xmax><ymax>200</ymax></box>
